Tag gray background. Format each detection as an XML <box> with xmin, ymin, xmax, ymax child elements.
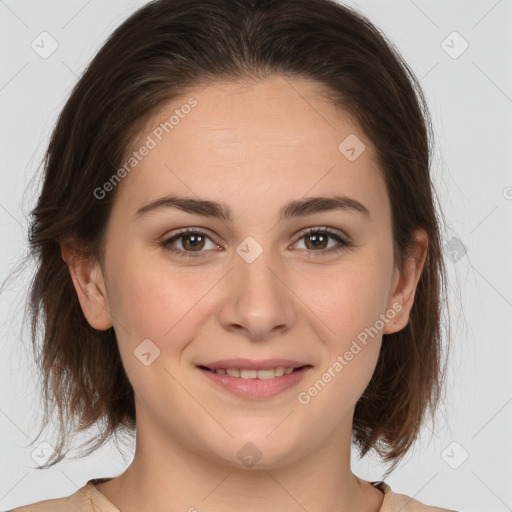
<box><xmin>1</xmin><ymin>1</ymin><xmax>511</xmax><ymax>511</ymax></box>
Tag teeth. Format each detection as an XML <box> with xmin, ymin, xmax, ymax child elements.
<box><xmin>214</xmin><ymin>366</ymin><xmax>297</xmax><ymax>379</ymax></box>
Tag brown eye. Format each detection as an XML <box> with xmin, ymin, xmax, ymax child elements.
<box><xmin>304</xmin><ymin>231</ymin><xmax>329</xmax><ymax>250</ymax></box>
<box><xmin>292</xmin><ymin>227</ymin><xmax>352</xmax><ymax>257</ymax></box>
<box><xmin>161</xmin><ymin>228</ymin><xmax>219</xmax><ymax>258</ymax></box>
<box><xmin>180</xmin><ymin>233</ymin><xmax>206</xmax><ymax>251</ymax></box>
<box><xmin>161</xmin><ymin>226</ymin><xmax>352</xmax><ymax>259</ymax></box>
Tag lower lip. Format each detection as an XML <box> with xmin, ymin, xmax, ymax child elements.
<box><xmin>198</xmin><ymin>366</ymin><xmax>312</xmax><ymax>400</ymax></box>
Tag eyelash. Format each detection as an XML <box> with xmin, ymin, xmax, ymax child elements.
<box><xmin>160</xmin><ymin>227</ymin><xmax>353</xmax><ymax>259</ymax></box>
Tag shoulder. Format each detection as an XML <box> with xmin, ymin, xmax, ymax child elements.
<box><xmin>6</xmin><ymin>482</ymin><xmax>96</xmax><ymax>512</ymax></box>
<box><xmin>376</xmin><ymin>481</ymin><xmax>458</xmax><ymax>512</ymax></box>
<box><xmin>7</xmin><ymin>495</ymin><xmax>74</xmax><ymax>512</ymax></box>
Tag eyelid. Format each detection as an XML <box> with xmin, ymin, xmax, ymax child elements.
<box><xmin>161</xmin><ymin>226</ymin><xmax>218</xmax><ymax>242</ymax></box>
<box><xmin>293</xmin><ymin>225</ymin><xmax>348</xmax><ymax>242</ymax></box>
<box><xmin>162</xmin><ymin>225</ymin><xmax>348</xmax><ymax>243</ymax></box>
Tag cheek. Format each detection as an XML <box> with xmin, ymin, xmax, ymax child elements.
<box><xmin>305</xmin><ymin>261</ymin><xmax>390</xmax><ymax>340</ymax></box>
<box><xmin>300</xmin><ymin>258</ymin><xmax>389</xmax><ymax>387</ymax></box>
<box><xmin>107</xmin><ymin>248</ymin><xmax>220</xmax><ymax>352</ymax></box>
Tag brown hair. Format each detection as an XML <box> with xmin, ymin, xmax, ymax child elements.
<box><xmin>22</xmin><ymin>0</ymin><xmax>450</xmax><ymax>477</ymax></box>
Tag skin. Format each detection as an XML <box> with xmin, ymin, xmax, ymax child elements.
<box><xmin>61</xmin><ymin>75</ymin><xmax>427</xmax><ymax>512</ymax></box>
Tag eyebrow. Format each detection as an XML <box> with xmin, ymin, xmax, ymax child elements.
<box><xmin>134</xmin><ymin>194</ymin><xmax>371</xmax><ymax>222</ymax></box>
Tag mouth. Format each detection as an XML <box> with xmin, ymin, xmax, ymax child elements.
<box><xmin>198</xmin><ymin>365</ymin><xmax>310</xmax><ymax>380</ymax></box>
<box><xmin>196</xmin><ymin>361</ymin><xmax>313</xmax><ymax>400</ymax></box>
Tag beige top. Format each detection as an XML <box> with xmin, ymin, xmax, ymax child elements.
<box><xmin>9</xmin><ymin>477</ymin><xmax>457</xmax><ymax>511</ymax></box>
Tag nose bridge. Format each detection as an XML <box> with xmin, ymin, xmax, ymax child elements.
<box><xmin>217</xmin><ymin>234</ymin><xmax>296</xmax><ymax>339</ymax></box>
<box><xmin>235</xmin><ymin>235</ymin><xmax>285</xmax><ymax>307</ymax></box>
<box><xmin>239</xmin><ymin>242</ymin><xmax>279</xmax><ymax>291</ymax></box>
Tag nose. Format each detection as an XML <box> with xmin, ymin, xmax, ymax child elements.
<box><xmin>216</xmin><ymin>245</ymin><xmax>297</xmax><ymax>341</ymax></box>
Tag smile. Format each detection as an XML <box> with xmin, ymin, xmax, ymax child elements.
<box><xmin>197</xmin><ymin>365</ymin><xmax>312</xmax><ymax>399</ymax></box>
<box><xmin>200</xmin><ymin>366</ymin><xmax>303</xmax><ymax>379</ymax></box>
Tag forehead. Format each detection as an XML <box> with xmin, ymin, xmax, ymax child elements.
<box><xmin>114</xmin><ymin>76</ymin><xmax>388</xmax><ymax>223</ymax></box>
<box><xmin>139</xmin><ymin>76</ymin><xmax>366</xmax><ymax>159</ymax></box>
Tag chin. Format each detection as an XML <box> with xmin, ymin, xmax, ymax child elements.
<box><xmin>206</xmin><ymin>434</ymin><xmax>307</xmax><ymax>471</ymax></box>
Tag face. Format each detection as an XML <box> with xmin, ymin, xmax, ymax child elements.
<box><xmin>69</xmin><ymin>75</ymin><xmax>421</xmax><ymax>470</ymax></box>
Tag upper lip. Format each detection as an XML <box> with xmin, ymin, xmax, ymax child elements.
<box><xmin>197</xmin><ymin>358</ymin><xmax>311</xmax><ymax>371</ymax></box>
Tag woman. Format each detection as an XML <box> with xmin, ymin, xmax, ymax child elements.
<box><xmin>11</xmin><ymin>0</ymin><xmax>455</xmax><ymax>510</ymax></box>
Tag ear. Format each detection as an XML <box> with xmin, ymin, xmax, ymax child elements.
<box><xmin>60</xmin><ymin>240</ymin><xmax>113</xmax><ymax>330</ymax></box>
<box><xmin>383</xmin><ymin>228</ymin><xmax>428</xmax><ymax>334</ymax></box>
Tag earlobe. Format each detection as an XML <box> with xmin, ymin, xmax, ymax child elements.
<box><xmin>60</xmin><ymin>242</ymin><xmax>113</xmax><ymax>331</ymax></box>
<box><xmin>383</xmin><ymin>229</ymin><xmax>428</xmax><ymax>334</ymax></box>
